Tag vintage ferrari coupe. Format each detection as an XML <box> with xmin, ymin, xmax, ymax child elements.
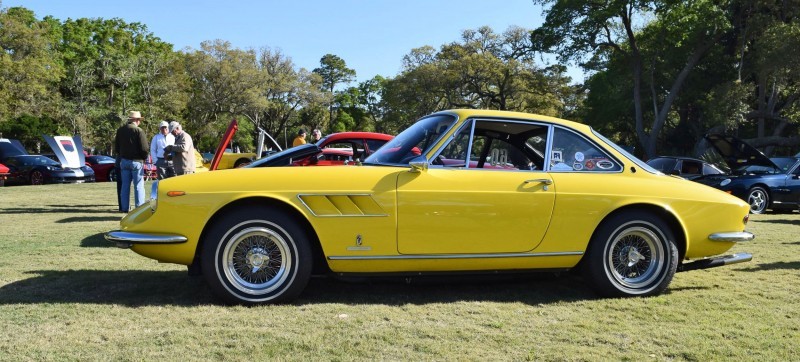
<box><xmin>106</xmin><ymin>110</ymin><xmax>754</xmax><ymax>305</ymax></box>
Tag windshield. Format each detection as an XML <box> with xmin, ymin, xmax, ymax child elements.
<box><xmin>246</xmin><ymin>143</ymin><xmax>319</xmax><ymax>168</ymax></box>
<box><xmin>364</xmin><ymin>114</ymin><xmax>456</xmax><ymax>165</ymax></box>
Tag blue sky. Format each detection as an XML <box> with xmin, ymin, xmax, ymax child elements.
<box><xmin>4</xmin><ymin>0</ymin><xmax>582</xmax><ymax>83</ymax></box>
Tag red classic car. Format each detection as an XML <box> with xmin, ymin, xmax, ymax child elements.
<box><xmin>249</xmin><ymin>132</ymin><xmax>394</xmax><ymax>167</ymax></box>
<box><xmin>85</xmin><ymin>155</ymin><xmax>117</xmax><ymax>182</ymax></box>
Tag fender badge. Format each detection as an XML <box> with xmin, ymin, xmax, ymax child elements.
<box><xmin>347</xmin><ymin>234</ymin><xmax>372</xmax><ymax>251</ymax></box>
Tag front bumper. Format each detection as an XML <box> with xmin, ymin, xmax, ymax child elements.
<box><xmin>104</xmin><ymin>230</ymin><xmax>187</xmax><ymax>248</ymax></box>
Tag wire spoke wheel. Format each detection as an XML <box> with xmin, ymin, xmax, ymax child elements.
<box><xmin>202</xmin><ymin>207</ymin><xmax>312</xmax><ymax>305</ymax></box>
<box><xmin>585</xmin><ymin>212</ymin><xmax>678</xmax><ymax>297</ymax></box>
<box><xmin>606</xmin><ymin>226</ymin><xmax>663</xmax><ymax>289</ymax></box>
<box><xmin>223</xmin><ymin>227</ymin><xmax>290</xmax><ymax>294</ymax></box>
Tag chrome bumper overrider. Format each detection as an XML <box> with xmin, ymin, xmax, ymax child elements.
<box><xmin>678</xmin><ymin>253</ymin><xmax>753</xmax><ymax>272</ymax></box>
<box><xmin>708</xmin><ymin>231</ymin><xmax>755</xmax><ymax>242</ymax></box>
<box><xmin>104</xmin><ymin>230</ymin><xmax>187</xmax><ymax>248</ymax></box>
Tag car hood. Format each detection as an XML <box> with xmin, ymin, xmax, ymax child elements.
<box><xmin>704</xmin><ymin>134</ymin><xmax>779</xmax><ymax>171</ymax></box>
<box><xmin>247</xmin><ymin>144</ymin><xmax>322</xmax><ymax>167</ymax></box>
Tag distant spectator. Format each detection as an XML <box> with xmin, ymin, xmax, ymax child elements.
<box><xmin>292</xmin><ymin>129</ymin><xmax>307</xmax><ymax>147</ymax></box>
<box><xmin>114</xmin><ymin>111</ymin><xmax>149</xmax><ymax>212</ymax></box>
<box><xmin>150</xmin><ymin>120</ymin><xmax>175</xmax><ymax>179</ymax></box>
<box><xmin>165</xmin><ymin>121</ymin><xmax>196</xmax><ymax>175</ymax></box>
<box><xmin>312</xmin><ymin>129</ymin><xmax>323</xmax><ymax>142</ymax></box>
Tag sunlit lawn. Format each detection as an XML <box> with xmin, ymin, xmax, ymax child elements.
<box><xmin>0</xmin><ymin>182</ymin><xmax>798</xmax><ymax>361</ymax></box>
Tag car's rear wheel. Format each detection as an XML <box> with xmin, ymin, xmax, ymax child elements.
<box><xmin>108</xmin><ymin>167</ymin><xmax>117</xmax><ymax>182</ymax></box>
<box><xmin>584</xmin><ymin>211</ymin><xmax>678</xmax><ymax>297</ymax></box>
<box><xmin>201</xmin><ymin>206</ymin><xmax>312</xmax><ymax>305</ymax></box>
<box><xmin>30</xmin><ymin>170</ymin><xmax>44</xmax><ymax>185</ymax></box>
<box><xmin>747</xmin><ymin>187</ymin><xmax>769</xmax><ymax>214</ymax></box>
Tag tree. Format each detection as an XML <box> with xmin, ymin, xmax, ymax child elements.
<box><xmin>0</xmin><ymin>6</ymin><xmax>63</xmax><ymax>123</ymax></box>
<box><xmin>532</xmin><ymin>0</ymin><xmax>732</xmax><ymax>158</ymax></box>
<box><xmin>313</xmin><ymin>54</ymin><xmax>356</xmax><ymax>127</ymax></box>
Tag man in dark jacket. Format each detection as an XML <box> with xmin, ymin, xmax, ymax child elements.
<box><xmin>114</xmin><ymin>111</ymin><xmax>149</xmax><ymax>212</ymax></box>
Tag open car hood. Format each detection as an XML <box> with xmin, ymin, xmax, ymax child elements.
<box><xmin>247</xmin><ymin>144</ymin><xmax>322</xmax><ymax>167</ymax></box>
<box><xmin>704</xmin><ymin>134</ymin><xmax>779</xmax><ymax>171</ymax></box>
<box><xmin>43</xmin><ymin>135</ymin><xmax>86</xmax><ymax>168</ymax></box>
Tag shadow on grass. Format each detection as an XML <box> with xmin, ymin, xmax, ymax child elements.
<box><xmin>58</xmin><ymin>216</ymin><xmax>121</xmax><ymax>223</ymax></box>
<box><xmin>0</xmin><ymin>270</ymin><xmax>596</xmax><ymax>306</ymax></box>
<box><xmin>81</xmin><ymin>233</ymin><xmax>115</xmax><ymax>248</ymax></box>
<box><xmin>0</xmin><ymin>270</ymin><xmax>214</xmax><ymax>307</ymax></box>
<box><xmin>754</xmin><ymin>219</ymin><xmax>800</xmax><ymax>226</ymax></box>
<box><xmin>737</xmin><ymin>261</ymin><xmax>800</xmax><ymax>272</ymax></box>
<box><xmin>0</xmin><ymin>207</ymin><xmax>118</xmax><ymax>215</ymax></box>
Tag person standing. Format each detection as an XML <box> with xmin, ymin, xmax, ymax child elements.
<box><xmin>311</xmin><ymin>129</ymin><xmax>323</xmax><ymax>143</ymax></box>
<box><xmin>114</xmin><ymin>111</ymin><xmax>149</xmax><ymax>212</ymax></box>
<box><xmin>165</xmin><ymin>121</ymin><xmax>196</xmax><ymax>175</ymax></box>
<box><xmin>150</xmin><ymin>120</ymin><xmax>175</xmax><ymax>179</ymax></box>
<box><xmin>292</xmin><ymin>129</ymin><xmax>307</xmax><ymax>147</ymax></box>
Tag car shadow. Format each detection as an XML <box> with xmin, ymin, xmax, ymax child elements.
<box><xmin>81</xmin><ymin>233</ymin><xmax>115</xmax><ymax>248</ymax></box>
<box><xmin>58</xmin><ymin>216</ymin><xmax>121</xmax><ymax>223</ymax></box>
<box><xmin>0</xmin><ymin>207</ymin><xmax>117</xmax><ymax>215</ymax></box>
<box><xmin>754</xmin><ymin>219</ymin><xmax>800</xmax><ymax>226</ymax></box>
<box><xmin>0</xmin><ymin>270</ymin><xmax>597</xmax><ymax>307</ymax></box>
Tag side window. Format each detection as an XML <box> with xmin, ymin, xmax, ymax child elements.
<box><xmin>681</xmin><ymin>161</ymin><xmax>701</xmax><ymax>175</ymax></box>
<box><xmin>323</xmin><ymin>141</ymin><xmax>357</xmax><ymax>161</ymax></box>
<box><xmin>434</xmin><ymin>122</ymin><xmax>472</xmax><ymax>167</ymax></box>
<box><xmin>550</xmin><ymin>127</ymin><xmax>621</xmax><ymax>172</ymax></box>
<box><xmin>432</xmin><ymin>119</ymin><xmax>547</xmax><ymax>171</ymax></box>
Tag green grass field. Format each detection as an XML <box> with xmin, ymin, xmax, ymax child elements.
<box><xmin>0</xmin><ymin>182</ymin><xmax>798</xmax><ymax>361</ymax></box>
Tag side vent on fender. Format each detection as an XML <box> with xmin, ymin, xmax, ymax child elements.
<box><xmin>297</xmin><ymin>194</ymin><xmax>388</xmax><ymax>217</ymax></box>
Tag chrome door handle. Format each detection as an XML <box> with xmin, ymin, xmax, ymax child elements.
<box><xmin>524</xmin><ymin>178</ymin><xmax>553</xmax><ymax>185</ymax></box>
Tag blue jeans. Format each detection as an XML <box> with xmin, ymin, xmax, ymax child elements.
<box><xmin>120</xmin><ymin>158</ymin><xmax>145</xmax><ymax>211</ymax></box>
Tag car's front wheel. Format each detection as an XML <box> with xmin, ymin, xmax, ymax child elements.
<box><xmin>30</xmin><ymin>170</ymin><xmax>44</xmax><ymax>185</ymax></box>
<box><xmin>747</xmin><ymin>186</ymin><xmax>769</xmax><ymax>214</ymax></box>
<box><xmin>584</xmin><ymin>211</ymin><xmax>678</xmax><ymax>297</ymax></box>
<box><xmin>201</xmin><ymin>206</ymin><xmax>312</xmax><ymax>305</ymax></box>
<box><xmin>108</xmin><ymin>167</ymin><xmax>117</xmax><ymax>182</ymax></box>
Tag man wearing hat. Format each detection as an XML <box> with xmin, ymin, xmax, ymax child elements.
<box><xmin>292</xmin><ymin>128</ymin><xmax>307</xmax><ymax>147</ymax></box>
<box><xmin>164</xmin><ymin>121</ymin><xmax>195</xmax><ymax>175</ymax></box>
<box><xmin>114</xmin><ymin>110</ymin><xmax>150</xmax><ymax>212</ymax></box>
<box><xmin>150</xmin><ymin>120</ymin><xmax>175</xmax><ymax>179</ymax></box>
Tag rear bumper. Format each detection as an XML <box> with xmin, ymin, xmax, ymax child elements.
<box><xmin>708</xmin><ymin>231</ymin><xmax>754</xmax><ymax>242</ymax></box>
<box><xmin>104</xmin><ymin>230</ymin><xmax>187</xmax><ymax>248</ymax></box>
<box><xmin>678</xmin><ymin>252</ymin><xmax>752</xmax><ymax>272</ymax></box>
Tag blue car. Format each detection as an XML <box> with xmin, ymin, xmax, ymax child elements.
<box><xmin>697</xmin><ymin>134</ymin><xmax>800</xmax><ymax>214</ymax></box>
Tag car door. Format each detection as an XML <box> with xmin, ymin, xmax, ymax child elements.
<box><xmin>396</xmin><ymin>119</ymin><xmax>555</xmax><ymax>254</ymax></box>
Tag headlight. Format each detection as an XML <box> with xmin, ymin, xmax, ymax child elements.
<box><xmin>720</xmin><ymin>179</ymin><xmax>732</xmax><ymax>187</ymax></box>
<box><xmin>150</xmin><ymin>180</ymin><xmax>159</xmax><ymax>212</ymax></box>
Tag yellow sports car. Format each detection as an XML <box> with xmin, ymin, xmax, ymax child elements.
<box><xmin>106</xmin><ymin>110</ymin><xmax>754</xmax><ymax>305</ymax></box>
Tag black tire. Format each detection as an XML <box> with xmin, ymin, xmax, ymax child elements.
<box><xmin>747</xmin><ymin>186</ymin><xmax>769</xmax><ymax>214</ymax></box>
<box><xmin>201</xmin><ymin>206</ymin><xmax>312</xmax><ymax>305</ymax></box>
<box><xmin>234</xmin><ymin>158</ymin><xmax>251</xmax><ymax>168</ymax></box>
<box><xmin>108</xmin><ymin>167</ymin><xmax>117</xmax><ymax>182</ymax></box>
<box><xmin>584</xmin><ymin>211</ymin><xmax>678</xmax><ymax>297</ymax></box>
<box><xmin>30</xmin><ymin>170</ymin><xmax>45</xmax><ymax>185</ymax></box>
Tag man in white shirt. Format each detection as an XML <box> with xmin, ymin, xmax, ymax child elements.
<box><xmin>150</xmin><ymin>120</ymin><xmax>175</xmax><ymax>179</ymax></box>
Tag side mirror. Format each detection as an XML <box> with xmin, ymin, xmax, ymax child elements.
<box><xmin>409</xmin><ymin>156</ymin><xmax>428</xmax><ymax>173</ymax></box>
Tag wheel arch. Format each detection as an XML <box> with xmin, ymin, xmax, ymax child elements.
<box><xmin>195</xmin><ymin>196</ymin><xmax>329</xmax><ymax>274</ymax></box>
<box><xmin>584</xmin><ymin>203</ymin><xmax>686</xmax><ymax>263</ymax></box>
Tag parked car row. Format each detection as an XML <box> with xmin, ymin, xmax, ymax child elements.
<box><xmin>646</xmin><ymin>134</ymin><xmax>800</xmax><ymax>214</ymax></box>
